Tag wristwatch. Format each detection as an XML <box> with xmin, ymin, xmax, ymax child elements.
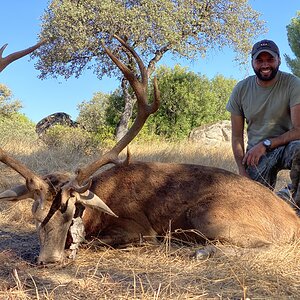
<box><xmin>262</xmin><ymin>139</ymin><xmax>272</xmax><ymax>151</ymax></box>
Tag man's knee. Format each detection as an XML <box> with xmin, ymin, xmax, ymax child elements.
<box><xmin>282</xmin><ymin>140</ymin><xmax>300</xmax><ymax>169</ymax></box>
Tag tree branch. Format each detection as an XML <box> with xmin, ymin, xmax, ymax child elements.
<box><xmin>148</xmin><ymin>44</ymin><xmax>171</xmax><ymax>76</ymax></box>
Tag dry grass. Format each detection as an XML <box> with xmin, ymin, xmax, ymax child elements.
<box><xmin>0</xmin><ymin>140</ymin><xmax>298</xmax><ymax>299</ymax></box>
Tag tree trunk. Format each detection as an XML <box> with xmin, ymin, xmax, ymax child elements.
<box><xmin>115</xmin><ymin>77</ymin><xmax>136</xmax><ymax>141</ymax></box>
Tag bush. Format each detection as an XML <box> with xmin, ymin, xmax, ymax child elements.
<box><xmin>41</xmin><ymin>125</ymin><xmax>99</xmax><ymax>153</ymax></box>
<box><xmin>0</xmin><ymin>84</ymin><xmax>22</xmax><ymax>116</ymax></box>
<box><xmin>0</xmin><ymin>113</ymin><xmax>37</xmax><ymax>146</ymax></box>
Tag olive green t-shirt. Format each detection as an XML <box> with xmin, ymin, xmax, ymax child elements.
<box><xmin>226</xmin><ymin>71</ymin><xmax>300</xmax><ymax>149</ymax></box>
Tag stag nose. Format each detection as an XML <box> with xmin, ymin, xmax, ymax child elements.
<box><xmin>36</xmin><ymin>253</ymin><xmax>65</xmax><ymax>265</ymax></box>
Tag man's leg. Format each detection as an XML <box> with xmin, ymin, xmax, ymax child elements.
<box><xmin>246</xmin><ymin>146</ymin><xmax>285</xmax><ymax>190</ymax></box>
<box><xmin>280</xmin><ymin>141</ymin><xmax>300</xmax><ymax>205</ymax></box>
<box><xmin>278</xmin><ymin>140</ymin><xmax>300</xmax><ymax>169</ymax></box>
<box><xmin>246</xmin><ymin>141</ymin><xmax>300</xmax><ymax>190</ymax></box>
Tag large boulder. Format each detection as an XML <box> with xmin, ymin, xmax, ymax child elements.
<box><xmin>189</xmin><ymin>120</ymin><xmax>232</xmax><ymax>145</ymax></box>
<box><xmin>36</xmin><ymin>112</ymin><xmax>78</xmax><ymax>138</ymax></box>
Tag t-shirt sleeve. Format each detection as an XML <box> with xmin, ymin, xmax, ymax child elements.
<box><xmin>226</xmin><ymin>83</ymin><xmax>244</xmax><ymax>116</ymax></box>
<box><xmin>290</xmin><ymin>75</ymin><xmax>300</xmax><ymax>107</ymax></box>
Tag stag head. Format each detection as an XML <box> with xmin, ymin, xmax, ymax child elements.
<box><xmin>0</xmin><ymin>37</ymin><xmax>160</xmax><ymax>264</ymax></box>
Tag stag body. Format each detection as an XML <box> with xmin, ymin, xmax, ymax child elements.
<box><xmin>2</xmin><ymin>160</ymin><xmax>299</xmax><ymax>264</ymax></box>
<box><xmin>79</xmin><ymin>161</ymin><xmax>300</xmax><ymax>249</ymax></box>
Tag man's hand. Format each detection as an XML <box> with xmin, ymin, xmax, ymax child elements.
<box><xmin>238</xmin><ymin>167</ymin><xmax>251</xmax><ymax>178</ymax></box>
<box><xmin>242</xmin><ymin>142</ymin><xmax>266</xmax><ymax>166</ymax></box>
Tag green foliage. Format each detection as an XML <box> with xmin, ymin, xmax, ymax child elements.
<box><xmin>42</xmin><ymin>124</ymin><xmax>100</xmax><ymax>153</ymax></box>
<box><xmin>34</xmin><ymin>0</ymin><xmax>265</xmax><ymax>80</ymax></box>
<box><xmin>76</xmin><ymin>65</ymin><xmax>236</xmax><ymax>141</ymax></box>
<box><xmin>104</xmin><ymin>90</ymin><xmax>126</xmax><ymax>128</ymax></box>
<box><xmin>77</xmin><ymin>92</ymin><xmax>111</xmax><ymax>132</ymax></box>
<box><xmin>0</xmin><ymin>84</ymin><xmax>22</xmax><ymax>116</ymax></box>
<box><xmin>76</xmin><ymin>91</ymin><xmax>119</xmax><ymax>145</ymax></box>
<box><xmin>34</xmin><ymin>0</ymin><xmax>264</xmax><ymax>144</ymax></box>
<box><xmin>0</xmin><ymin>113</ymin><xmax>37</xmax><ymax>145</ymax></box>
<box><xmin>146</xmin><ymin>65</ymin><xmax>236</xmax><ymax>140</ymax></box>
<box><xmin>285</xmin><ymin>11</ymin><xmax>300</xmax><ymax>77</ymax></box>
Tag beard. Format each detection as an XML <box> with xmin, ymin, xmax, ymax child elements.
<box><xmin>254</xmin><ymin>65</ymin><xmax>279</xmax><ymax>81</ymax></box>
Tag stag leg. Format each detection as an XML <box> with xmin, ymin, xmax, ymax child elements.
<box><xmin>88</xmin><ymin>219</ymin><xmax>159</xmax><ymax>247</ymax></box>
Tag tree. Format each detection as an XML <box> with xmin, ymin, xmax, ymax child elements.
<box><xmin>210</xmin><ymin>74</ymin><xmax>237</xmax><ymax>120</ymax></box>
<box><xmin>146</xmin><ymin>65</ymin><xmax>236</xmax><ymax>139</ymax></box>
<box><xmin>285</xmin><ymin>11</ymin><xmax>300</xmax><ymax>77</ymax></box>
<box><xmin>0</xmin><ymin>84</ymin><xmax>22</xmax><ymax>116</ymax></box>
<box><xmin>77</xmin><ymin>92</ymin><xmax>111</xmax><ymax>132</ymax></box>
<box><xmin>76</xmin><ymin>65</ymin><xmax>236</xmax><ymax>140</ymax></box>
<box><xmin>34</xmin><ymin>0</ymin><xmax>265</xmax><ymax>137</ymax></box>
<box><xmin>0</xmin><ymin>85</ymin><xmax>35</xmax><ymax>144</ymax></box>
<box><xmin>77</xmin><ymin>91</ymin><xmax>116</xmax><ymax>142</ymax></box>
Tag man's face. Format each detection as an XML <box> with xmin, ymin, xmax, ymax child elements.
<box><xmin>252</xmin><ymin>52</ymin><xmax>281</xmax><ymax>81</ymax></box>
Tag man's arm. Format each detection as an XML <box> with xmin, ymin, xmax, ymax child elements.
<box><xmin>243</xmin><ymin>103</ymin><xmax>300</xmax><ymax>167</ymax></box>
<box><xmin>230</xmin><ymin>113</ymin><xmax>249</xmax><ymax>177</ymax></box>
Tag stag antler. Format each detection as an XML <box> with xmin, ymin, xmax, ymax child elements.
<box><xmin>0</xmin><ymin>147</ymin><xmax>49</xmax><ymax>206</ymax></box>
<box><xmin>0</xmin><ymin>40</ymin><xmax>44</xmax><ymax>72</ymax></box>
<box><xmin>74</xmin><ymin>36</ymin><xmax>160</xmax><ymax>185</ymax></box>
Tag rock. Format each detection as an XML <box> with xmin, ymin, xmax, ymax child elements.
<box><xmin>189</xmin><ymin>120</ymin><xmax>232</xmax><ymax>145</ymax></box>
<box><xmin>36</xmin><ymin>112</ymin><xmax>78</xmax><ymax>138</ymax></box>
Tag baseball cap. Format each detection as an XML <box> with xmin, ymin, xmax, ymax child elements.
<box><xmin>251</xmin><ymin>40</ymin><xmax>280</xmax><ymax>59</ymax></box>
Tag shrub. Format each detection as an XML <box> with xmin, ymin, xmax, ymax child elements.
<box><xmin>0</xmin><ymin>113</ymin><xmax>37</xmax><ymax>146</ymax></box>
<box><xmin>41</xmin><ymin>125</ymin><xmax>99</xmax><ymax>153</ymax></box>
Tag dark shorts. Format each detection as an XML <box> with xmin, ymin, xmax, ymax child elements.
<box><xmin>246</xmin><ymin>140</ymin><xmax>300</xmax><ymax>190</ymax></box>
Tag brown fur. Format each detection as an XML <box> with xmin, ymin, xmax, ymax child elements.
<box><xmin>3</xmin><ymin>160</ymin><xmax>300</xmax><ymax>264</ymax></box>
<box><xmin>79</xmin><ymin>161</ymin><xmax>300</xmax><ymax>248</ymax></box>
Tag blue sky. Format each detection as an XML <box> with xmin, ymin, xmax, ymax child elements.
<box><xmin>0</xmin><ymin>0</ymin><xmax>299</xmax><ymax>123</ymax></box>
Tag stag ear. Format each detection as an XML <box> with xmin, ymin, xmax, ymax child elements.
<box><xmin>73</xmin><ymin>190</ymin><xmax>118</xmax><ymax>218</ymax></box>
<box><xmin>0</xmin><ymin>184</ymin><xmax>33</xmax><ymax>201</ymax></box>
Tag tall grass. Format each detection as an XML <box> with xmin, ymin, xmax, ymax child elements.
<box><xmin>0</xmin><ymin>123</ymin><xmax>297</xmax><ymax>299</ymax></box>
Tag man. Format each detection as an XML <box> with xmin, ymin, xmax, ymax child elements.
<box><xmin>226</xmin><ymin>39</ymin><xmax>300</xmax><ymax>193</ymax></box>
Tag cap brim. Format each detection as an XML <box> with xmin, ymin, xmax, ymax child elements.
<box><xmin>252</xmin><ymin>49</ymin><xmax>278</xmax><ymax>60</ymax></box>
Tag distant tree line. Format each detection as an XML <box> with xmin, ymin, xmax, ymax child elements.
<box><xmin>0</xmin><ymin>65</ymin><xmax>236</xmax><ymax>144</ymax></box>
<box><xmin>77</xmin><ymin>65</ymin><xmax>236</xmax><ymax>141</ymax></box>
<box><xmin>0</xmin><ymin>84</ymin><xmax>36</xmax><ymax>145</ymax></box>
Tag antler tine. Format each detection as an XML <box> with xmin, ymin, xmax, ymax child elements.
<box><xmin>113</xmin><ymin>34</ymin><xmax>148</xmax><ymax>85</ymax></box>
<box><xmin>0</xmin><ymin>147</ymin><xmax>49</xmax><ymax>201</ymax></box>
<box><xmin>0</xmin><ymin>40</ymin><xmax>45</xmax><ymax>72</ymax></box>
<box><xmin>75</xmin><ymin>40</ymin><xmax>160</xmax><ymax>185</ymax></box>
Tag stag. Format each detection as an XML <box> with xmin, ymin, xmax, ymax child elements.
<box><xmin>1</xmin><ymin>38</ymin><xmax>300</xmax><ymax>265</ymax></box>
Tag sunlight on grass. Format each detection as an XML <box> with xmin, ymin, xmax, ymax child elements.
<box><xmin>0</xmin><ymin>138</ymin><xmax>297</xmax><ymax>299</ymax></box>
